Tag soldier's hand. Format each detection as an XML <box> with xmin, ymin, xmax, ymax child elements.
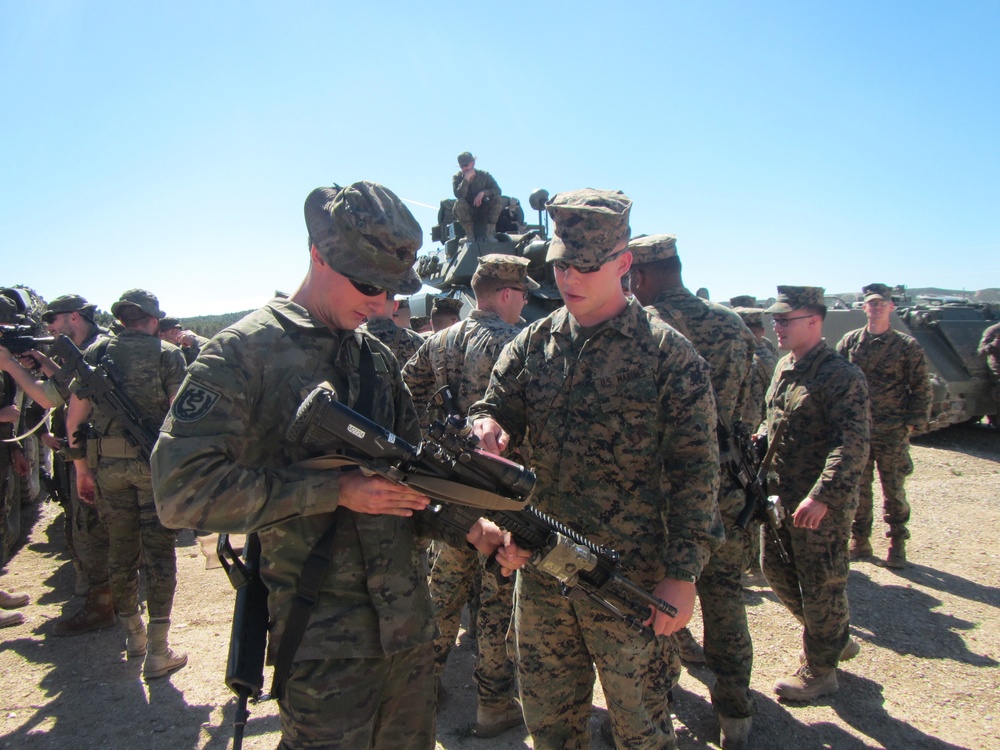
<box><xmin>0</xmin><ymin>403</ymin><xmax>21</xmax><ymax>424</ymax></box>
<box><xmin>76</xmin><ymin>468</ymin><xmax>96</xmax><ymax>505</ymax></box>
<box><xmin>466</xmin><ymin>519</ymin><xmax>532</xmax><ymax>577</ymax></box>
<box><xmin>473</xmin><ymin>190</ymin><xmax>485</xmax><ymax>207</ymax></box>
<box><xmin>644</xmin><ymin>578</ymin><xmax>696</xmax><ymax>636</ymax></box>
<box><xmin>338</xmin><ymin>470</ymin><xmax>430</xmax><ymax>517</ymax></box>
<box><xmin>12</xmin><ymin>447</ymin><xmax>30</xmax><ymax>478</ymax></box>
<box><xmin>41</xmin><ymin>434</ymin><xmax>62</xmax><ymax>450</ymax></box>
<box><xmin>791</xmin><ymin>497</ymin><xmax>828</xmax><ymax>529</ymax></box>
<box><xmin>471</xmin><ymin>417</ymin><xmax>509</xmax><ymax>455</ymax></box>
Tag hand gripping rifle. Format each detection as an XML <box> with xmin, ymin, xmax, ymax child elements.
<box><xmin>286</xmin><ymin>383</ymin><xmax>678</xmax><ymax>636</ymax></box>
<box><xmin>727</xmin><ymin>419</ymin><xmax>790</xmax><ymax>563</ymax></box>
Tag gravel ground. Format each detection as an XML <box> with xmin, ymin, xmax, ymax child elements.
<box><xmin>1</xmin><ymin>423</ymin><xmax>997</xmax><ymax>750</ymax></box>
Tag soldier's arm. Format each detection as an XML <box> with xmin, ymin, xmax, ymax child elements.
<box><xmin>453</xmin><ymin>172</ymin><xmax>469</xmax><ymax>200</ymax></box>
<box><xmin>400</xmin><ymin>336</ymin><xmax>438</xmax><ymax>434</ymax></box>
<box><xmin>904</xmin><ymin>339</ymin><xmax>933</xmax><ymax>431</ymax></box>
<box><xmin>467</xmin><ymin>330</ymin><xmax>529</xmax><ymax>453</ymax></box>
<box><xmin>0</xmin><ymin>346</ymin><xmax>56</xmax><ymax>409</ymax></box>
<box><xmin>479</xmin><ymin>171</ymin><xmax>501</xmax><ymax>200</ymax></box>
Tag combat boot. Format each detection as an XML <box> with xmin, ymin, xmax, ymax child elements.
<box><xmin>471</xmin><ymin>699</ymin><xmax>523</xmax><ymax>738</ymax></box>
<box><xmin>53</xmin><ymin>585</ymin><xmax>116</xmax><ymax>636</ymax></box>
<box><xmin>0</xmin><ymin>590</ymin><xmax>29</xmax><ymax>609</ymax></box>
<box><xmin>885</xmin><ymin>538</ymin><xmax>907</xmax><ymax>569</ymax></box>
<box><xmin>848</xmin><ymin>537</ymin><xmax>873</xmax><ymax>560</ymax></box>
<box><xmin>120</xmin><ymin>612</ymin><xmax>148</xmax><ymax>658</ymax></box>
<box><xmin>774</xmin><ymin>665</ymin><xmax>838</xmax><ymax>701</ymax></box>
<box><xmin>143</xmin><ymin>619</ymin><xmax>187</xmax><ymax>680</ymax></box>
<box><xmin>0</xmin><ymin>611</ymin><xmax>25</xmax><ymax>628</ymax></box>
<box><xmin>675</xmin><ymin>626</ymin><xmax>706</xmax><ymax>664</ymax></box>
<box><xmin>718</xmin><ymin>714</ymin><xmax>752</xmax><ymax>750</ymax></box>
<box><xmin>799</xmin><ymin>635</ymin><xmax>860</xmax><ymax>665</ymax></box>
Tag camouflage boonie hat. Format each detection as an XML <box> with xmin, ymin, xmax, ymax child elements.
<box><xmin>304</xmin><ymin>182</ymin><xmax>422</xmax><ymax>295</ymax></box>
<box><xmin>111</xmin><ymin>289</ymin><xmax>166</xmax><ymax>320</ymax></box>
<box><xmin>473</xmin><ymin>254</ymin><xmax>541</xmax><ymax>291</ymax></box>
<box><xmin>43</xmin><ymin>294</ymin><xmax>97</xmax><ymax>322</ymax></box>
<box><xmin>432</xmin><ymin>297</ymin><xmax>463</xmax><ymax>314</ymax></box>
<box><xmin>862</xmin><ymin>283</ymin><xmax>893</xmax><ymax>303</ymax></box>
<box><xmin>457</xmin><ymin>152</ymin><xmax>475</xmax><ymax>166</ymax></box>
<box><xmin>729</xmin><ymin>295</ymin><xmax>758</xmax><ymax>309</ymax></box>
<box><xmin>545</xmin><ymin>189</ymin><xmax>632</xmax><ymax>270</ymax></box>
<box><xmin>159</xmin><ymin>316</ymin><xmax>182</xmax><ymax>332</ymax></box>
<box><xmin>765</xmin><ymin>286</ymin><xmax>825</xmax><ymax>314</ymax></box>
<box><xmin>627</xmin><ymin>234</ymin><xmax>678</xmax><ymax>265</ymax></box>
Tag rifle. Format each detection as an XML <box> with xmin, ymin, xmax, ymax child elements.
<box><xmin>47</xmin><ymin>335</ymin><xmax>158</xmax><ymax>461</ymax></box>
<box><xmin>727</xmin><ymin>420</ymin><xmax>790</xmax><ymax>563</ymax></box>
<box><xmin>0</xmin><ymin>324</ymin><xmax>54</xmax><ymax>356</ymax></box>
<box><xmin>217</xmin><ymin>533</ymin><xmax>269</xmax><ymax>750</ymax></box>
<box><xmin>287</xmin><ymin>383</ymin><xmax>678</xmax><ymax>636</ymax></box>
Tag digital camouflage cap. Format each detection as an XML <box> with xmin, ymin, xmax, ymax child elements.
<box><xmin>545</xmin><ymin>189</ymin><xmax>632</xmax><ymax>270</ymax></box>
<box><xmin>43</xmin><ymin>294</ymin><xmax>97</xmax><ymax>322</ymax></box>
<box><xmin>110</xmin><ymin>289</ymin><xmax>166</xmax><ymax>320</ymax></box>
<box><xmin>473</xmin><ymin>254</ymin><xmax>540</xmax><ymax>291</ymax></box>
<box><xmin>734</xmin><ymin>308</ymin><xmax>765</xmax><ymax>327</ymax></box>
<box><xmin>304</xmin><ymin>181</ymin><xmax>422</xmax><ymax>295</ymax></box>
<box><xmin>862</xmin><ymin>283</ymin><xmax>893</xmax><ymax>303</ymax></box>
<box><xmin>627</xmin><ymin>234</ymin><xmax>678</xmax><ymax>265</ymax></box>
<box><xmin>432</xmin><ymin>296</ymin><xmax>463</xmax><ymax>314</ymax></box>
<box><xmin>765</xmin><ymin>286</ymin><xmax>825</xmax><ymax>314</ymax></box>
<box><xmin>729</xmin><ymin>295</ymin><xmax>758</xmax><ymax>309</ymax></box>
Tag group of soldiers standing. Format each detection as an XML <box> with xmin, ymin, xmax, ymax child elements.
<box><xmin>0</xmin><ymin>169</ymin><xmax>945</xmax><ymax>750</ymax></box>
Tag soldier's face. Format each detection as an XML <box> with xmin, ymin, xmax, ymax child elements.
<box><xmin>863</xmin><ymin>299</ymin><xmax>894</xmax><ymax>325</ymax></box>
<box><xmin>554</xmin><ymin>248</ymin><xmax>631</xmax><ymax>327</ymax></box>
<box><xmin>772</xmin><ymin>310</ymin><xmax>818</xmax><ymax>351</ymax></box>
<box><xmin>315</xmin><ymin>265</ymin><xmax>388</xmax><ymax>331</ymax></box>
<box><xmin>45</xmin><ymin>312</ymin><xmax>74</xmax><ymax>337</ymax></box>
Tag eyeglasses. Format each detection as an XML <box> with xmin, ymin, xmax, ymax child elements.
<box><xmin>772</xmin><ymin>315</ymin><xmax>816</xmax><ymax>328</ymax></box>
<box><xmin>344</xmin><ymin>276</ymin><xmax>387</xmax><ymax>297</ymax></box>
<box><xmin>502</xmin><ymin>288</ymin><xmax>529</xmax><ymax>301</ymax></box>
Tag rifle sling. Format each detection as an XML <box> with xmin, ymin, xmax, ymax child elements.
<box><xmin>270</xmin><ymin>338</ymin><xmax>378</xmax><ymax>700</ymax></box>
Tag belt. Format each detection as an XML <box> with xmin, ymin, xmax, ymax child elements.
<box><xmin>96</xmin><ymin>436</ymin><xmax>141</xmax><ymax>459</ymax></box>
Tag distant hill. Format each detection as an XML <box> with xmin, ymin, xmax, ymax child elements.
<box><xmin>90</xmin><ymin>310</ymin><xmax>254</xmax><ymax>338</ymax></box>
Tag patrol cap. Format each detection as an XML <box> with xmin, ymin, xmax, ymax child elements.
<box><xmin>473</xmin><ymin>254</ymin><xmax>540</xmax><ymax>291</ymax></box>
<box><xmin>43</xmin><ymin>294</ymin><xmax>97</xmax><ymax>322</ymax></box>
<box><xmin>729</xmin><ymin>295</ymin><xmax>758</xmax><ymax>309</ymax></box>
<box><xmin>159</xmin><ymin>316</ymin><xmax>182</xmax><ymax>332</ymax></box>
<box><xmin>111</xmin><ymin>289</ymin><xmax>166</xmax><ymax>320</ymax></box>
<box><xmin>304</xmin><ymin>181</ymin><xmax>422</xmax><ymax>296</ymax></box>
<box><xmin>457</xmin><ymin>152</ymin><xmax>475</xmax><ymax>166</ymax></box>
<box><xmin>545</xmin><ymin>189</ymin><xmax>632</xmax><ymax>270</ymax></box>
<box><xmin>862</xmin><ymin>283</ymin><xmax>893</xmax><ymax>303</ymax></box>
<box><xmin>432</xmin><ymin>296</ymin><xmax>463</xmax><ymax>314</ymax></box>
<box><xmin>627</xmin><ymin>234</ymin><xmax>678</xmax><ymax>265</ymax></box>
<box><xmin>410</xmin><ymin>315</ymin><xmax>430</xmax><ymax>330</ymax></box>
<box><xmin>734</xmin><ymin>308</ymin><xmax>765</xmax><ymax>327</ymax></box>
<box><xmin>765</xmin><ymin>286</ymin><xmax>825</xmax><ymax>314</ymax></box>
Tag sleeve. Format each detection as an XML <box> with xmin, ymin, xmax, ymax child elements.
<box><xmin>161</xmin><ymin>346</ymin><xmax>187</xmax><ymax>401</ymax></box>
<box><xmin>480</xmin><ymin>171</ymin><xmax>501</xmax><ymax>200</ymax></box>
<box><xmin>467</xmin><ymin>330</ymin><xmax>529</xmax><ymax>447</ymax></box>
<box><xmin>903</xmin><ymin>339</ymin><xmax>933</xmax><ymax>430</ymax></box>
<box><xmin>453</xmin><ymin>172</ymin><xmax>468</xmax><ymax>200</ymax></box>
<box><xmin>401</xmin><ymin>336</ymin><xmax>439</xmax><ymax>433</ymax></box>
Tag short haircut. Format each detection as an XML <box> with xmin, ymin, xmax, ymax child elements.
<box><xmin>801</xmin><ymin>304</ymin><xmax>827</xmax><ymax>320</ymax></box>
<box><xmin>471</xmin><ymin>273</ymin><xmax>513</xmax><ymax>298</ymax></box>
<box><xmin>117</xmin><ymin>305</ymin><xmax>152</xmax><ymax>328</ymax></box>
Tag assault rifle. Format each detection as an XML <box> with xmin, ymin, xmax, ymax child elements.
<box><xmin>728</xmin><ymin>419</ymin><xmax>789</xmax><ymax>563</ymax></box>
<box><xmin>287</xmin><ymin>383</ymin><xmax>678</xmax><ymax>634</ymax></box>
<box><xmin>0</xmin><ymin>324</ymin><xmax>54</xmax><ymax>356</ymax></box>
<box><xmin>46</xmin><ymin>335</ymin><xmax>159</xmax><ymax>461</ymax></box>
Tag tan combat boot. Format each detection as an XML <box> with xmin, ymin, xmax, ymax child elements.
<box><xmin>471</xmin><ymin>699</ymin><xmax>523</xmax><ymax>738</ymax></box>
<box><xmin>53</xmin><ymin>585</ymin><xmax>117</xmax><ymax>636</ymax></box>
<box><xmin>0</xmin><ymin>590</ymin><xmax>29</xmax><ymax>609</ymax></box>
<box><xmin>143</xmin><ymin>619</ymin><xmax>187</xmax><ymax>680</ymax></box>
<box><xmin>719</xmin><ymin>714</ymin><xmax>752</xmax><ymax>750</ymax></box>
<box><xmin>774</xmin><ymin>665</ymin><xmax>838</xmax><ymax>701</ymax></box>
<box><xmin>848</xmin><ymin>537</ymin><xmax>873</xmax><ymax>560</ymax></box>
<box><xmin>885</xmin><ymin>538</ymin><xmax>907</xmax><ymax>569</ymax></box>
<box><xmin>675</xmin><ymin>626</ymin><xmax>706</xmax><ymax>664</ymax></box>
<box><xmin>120</xmin><ymin>612</ymin><xmax>148</xmax><ymax>658</ymax></box>
<box><xmin>799</xmin><ymin>635</ymin><xmax>861</xmax><ymax>665</ymax></box>
<box><xmin>0</xmin><ymin>611</ymin><xmax>25</xmax><ymax>628</ymax></box>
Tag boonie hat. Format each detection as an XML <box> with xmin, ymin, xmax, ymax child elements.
<box><xmin>545</xmin><ymin>189</ymin><xmax>632</xmax><ymax>270</ymax></box>
<box><xmin>765</xmin><ymin>286</ymin><xmax>825</xmax><ymax>314</ymax></box>
<box><xmin>862</xmin><ymin>283</ymin><xmax>893</xmax><ymax>303</ymax></box>
<box><xmin>628</xmin><ymin>234</ymin><xmax>678</xmax><ymax>265</ymax></box>
<box><xmin>304</xmin><ymin>182</ymin><xmax>422</xmax><ymax>296</ymax></box>
<box><xmin>473</xmin><ymin>254</ymin><xmax>540</xmax><ymax>291</ymax></box>
<box><xmin>111</xmin><ymin>289</ymin><xmax>166</xmax><ymax>320</ymax></box>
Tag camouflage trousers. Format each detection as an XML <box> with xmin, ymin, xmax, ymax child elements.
<box><xmin>429</xmin><ymin>540</ymin><xmax>516</xmax><ymax>707</ymax></box>
<box><xmin>762</xmin><ymin>497</ymin><xmax>855</xmax><ymax>675</ymax></box>
<box><xmin>278</xmin><ymin>642</ymin><xmax>436</xmax><ymax>750</ymax></box>
<box><xmin>693</xmin><ymin>483</ymin><xmax>754</xmax><ymax>719</ymax></box>
<box><xmin>452</xmin><ymin>197</ymin><xmax>503</xmax><ymax>236</ymax></box>
<box><xmin>62</xmin><ymin>459</ymin><xmax>110</xmax><ymax>588</ymax></box>
<box><xmin>93</xmin><ymin>457</ymin><xmax>177</xmax><ymax>619</ymax></box>
<box><xmin>513</xmin><ymin>568</ymin><xmax>677</xmax><ymax>750</ymax></box>
<box><xmin>854</xmin><ymin>427</ymin><xmax>913</xmax><ymax>541</ymax></box>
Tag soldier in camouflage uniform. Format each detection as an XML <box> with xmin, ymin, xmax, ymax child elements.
<box><xmin>392</xmin><ymin>297</ymin><xmax>412</xmax><ymax>330</ymax></box>
<box><xmin>151</xmin><ymin>182</ymin><xmax>527</xmax><ymax>750</ymax></box>
<box><xmin>360</xmin><ymin>296</ymin><xmax>426</xmax><ymax>366</ymax></box>
<box><xmin>65</xmin><ymin>289</ymin><xmax>188</xmax><ymax>679</ymax></box>
<box><xmin>628</xmin><ymin>235</ymin><xmax>757</xmax><ymax>750</ymax></box>
<box><xmin>470</xmin><ymin>190</ymin><xmax>723</xmax><ymax>750</ymax></box>
<box><xmin>836</xmin><ymin>283</ymin><xmax>932</xmax><ymax>568</ymax></box>
<box><xmin>763</xmin><ymin>286</ymin><xmax>870</xmax><ymax>701</ymax></box>
<box><xmin>431</xmin><ymin>296</ymin><xmax>463</xmax><ymax>332</ymax></box>
<box><xmin>159</xmin><ymin>317</ymin><xmax>209</xmax><ymax>365</ymax></box>
<box><xmin>403</xmin><ymin>254</ymin><xmax>537</xmax><ymax>737</ymax></box>
<box><xmin>979</xmin><ymin>322</ymin><xmax>1000</xmax><ymax>427</ymax></box>
<box><xmin>452</xmin><ymin>152</ymin><xmax>503</xmax><ymax>242</ymax></box>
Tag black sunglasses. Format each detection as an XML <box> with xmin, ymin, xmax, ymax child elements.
<box><xmin>344</xmin><ymin>276</ymin><xmax>387</xmax><ymax>297</ymax></box>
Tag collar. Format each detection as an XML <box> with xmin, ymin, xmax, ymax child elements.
<box><xmin>550</xmin><ymin>296</ymin><xmax>645</xmax><ymax>341</ymax></box>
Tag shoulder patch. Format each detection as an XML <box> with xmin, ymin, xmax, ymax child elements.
<box><xmin>172</xmin><ymin>382</ymin><xmax>222</xmax><ymax>422</ymax></box>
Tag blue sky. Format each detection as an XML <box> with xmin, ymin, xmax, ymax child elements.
<box><xmin>2</xmin><ymin>1</ymin><xmax>998</xmax><ymax>317</ymax></box>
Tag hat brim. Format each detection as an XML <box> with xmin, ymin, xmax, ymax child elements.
<box><xmin>764</xmin><ymin>301</ymin><xmax>795</xmax><ymax>314</ymax></box>
<box><xmin>863</xmin><ymin>293</ymin><xmax>892</xmax><ymax>303</ymax></box>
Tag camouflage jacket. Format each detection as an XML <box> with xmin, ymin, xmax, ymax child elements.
<box><xmin>41</xmin><ymin>322</ymin><xmax>110</xmax><ymax>411</ymax></box>
<box><xmin>361</xmin><ymin>316</ymin><xmax>425</xmax><ymax>367</ymax></box>
<box><xmin>739</xmin><ymin>345</ymin><xmax>778</xmax><ymax>432</ymax></box>
<box><xmin>151</xmin><ymin>297</ymin><xmax>456</xmax><ymax>661</ymax></box>
<box><xmin>78</xmin><ymin>330</ymin><xmax>185</xmax><ymax>439</ymax></box>
<box><xmin>468</xmin><ymin>298</ymin><xmax>723</xmax><ymax>585</ymax></box>
<box><xmin>646</xmin><ymin>286</ymin><xmax>755</xmax><ymax>427</ymax></box>
<box><xmin>979</xmin><ymin>322</ymin><xmax>1000</xmax><ymax>377</ymax></box>
<box><xmin>452</xmin><ymin>169</ymin><xmax>501</xmax><ymax>206</ymax></box>
<box><xmin>836</xmin><ymin>327</ymin><xmax>932</xmax><ymax>433</ymax></box>
<box><xmin>766</xmin><ymin>341</ymin><xmax>870</xmax><ymax>511</ymax></box>
<box><xmin>402</xmin><ymin>309</ymin><xmax>520</xmax><ymax>431</ymax></box>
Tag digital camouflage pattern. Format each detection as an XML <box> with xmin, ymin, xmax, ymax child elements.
<box><xmin>645</xmin><ymin>286</ymin><xmax>757</xmax><ymax>720</ymax></box>
<box><xmin>79</xmin><ymin>330</ymin><xmax>185</xmax><ymax>619</ymax></box>
<box><xmin>837</xmin><ymin>327</ymin><xmax>932</xmax><ymax>541</ymax></box>
<box><xmin>469</xmin><ymin>297</ymin><xmax>722</xmax><ymax>748</ymax></box>
<box><xmin>401</xmin><ymin>307</ymin><xmax>522</xmax><ymax>709</ymax></box>
<box><xmin>545</xmin><ymin>189</ymin><xmax>632</xmax><ymax>268</ymax></box>
<box><xmin>979</xmin><ymin>322</ymin><xmax>1000</xmax><ymax>379</ymax></box>
<box><xmin>361</xmin><ymin>315</ymin><xmax>425</xmax><ymax>368</ymax></box>
<box><xmin>763</xmin><ymin>341</ymin><xmax>870</xmax><ymax>675</ymax></box>
<box><xmin>451</xmin><ymin>169</ymin><xmax>503</xmax><ymax>231</ymax></box>
<box><xmin>740</xmin><ymin>342</ymin><xmax>779</xmax><ymax>431</ymax></box>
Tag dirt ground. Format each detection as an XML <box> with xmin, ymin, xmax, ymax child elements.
<box><xmin>1</xmin><ymin>424</ymin><xmax>998</xmax><ymax>750</ymax></box>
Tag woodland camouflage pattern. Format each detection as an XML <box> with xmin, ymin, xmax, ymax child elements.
<box><xmin>469</xmin><ymin>297</ymin><xmax>722</xmax><ymax>748</ymax></box>
<box><xmin>763</xmin><ymin>341</ymin><xmax>870</xmax><ymax>675</ymax></box>
<box><xmin>837</xmin><ymin>326</ymin><xmax>932</xmax><ymax>541</ymax></box>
